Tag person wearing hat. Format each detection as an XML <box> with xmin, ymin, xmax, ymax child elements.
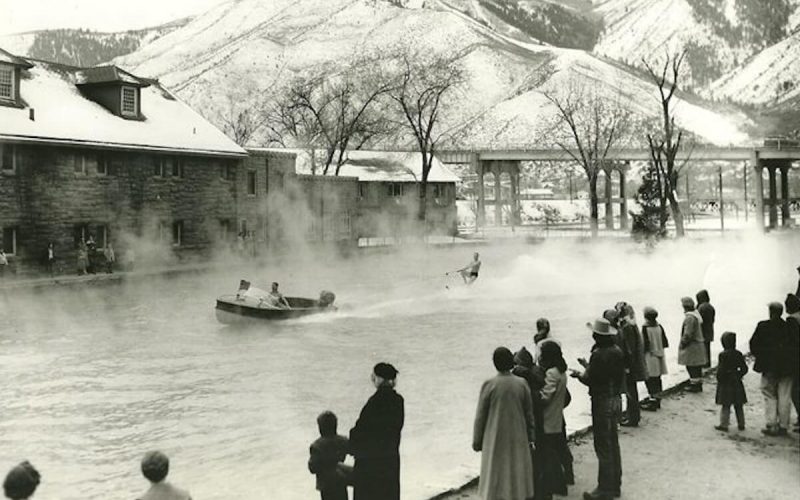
<box><xmin>473</xmin><ymin>347</ymin><xmax>536</xmax><ymax>500</ymax></box>
<box><xmin>783</xmin><ymin>294</ymin><xmax>799</xmax><ymax>432</ymax></box>
<box><xmin>349</xmin><ymin>362</ymin><xmax>404</xmax><ymax>500</ymax></box>
<box><xmin>678</xmin><ymin>297</ymin><xmax>707</xmax><ymax>392</ymax></box>
<box><xmin>614</xmin><ymin>302</ymin><xmax>646</xmax><ymax>427</ymax></box>
<box><xmin>570</xmin><ymin>318</ymin><xmax>625</xmax><ymax>500</ymax></box>
<box><xmin>3</xmin><ymin>461</ymin><xmax>40</xmax><ymax>500</ymax></box>
<box><xmin>749</xmin><ymin>302</ymin><xmax>792</xmax><ymax>436</ymax></box>
<box><xmin>137</xmin><ymin>451</ymin><xmax>191</xmax><ymax>500</ymax></box>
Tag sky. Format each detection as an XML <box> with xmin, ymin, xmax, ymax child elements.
<box><xmin>0</xmin><ymin>0</ymin><xmax>226</xmax><ymax>36</ymax></box>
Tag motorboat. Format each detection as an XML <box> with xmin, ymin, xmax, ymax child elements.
<box><xmin>215</xmin><ymin>281</ymin><xmax>336</xmax><ymax>323</ymax></box>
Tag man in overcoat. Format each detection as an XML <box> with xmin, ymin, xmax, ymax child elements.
<box><xmin>750</xmin><ymin>302</ymin><xmax>792</xmax><ymax>436</ymax></box>
<box><xmin>473</xmin><ymin>347</ymin><xmax>536</xmax><ymax>500</ymax></box>
<box><xmin>696</xmin><ymin>289</ymin><xmax>716</xmax><ymax>369</ymax></box>
<box><xmin>349</xmin><ymin>362</ymin><xmax>404</xmax><ymax>500</ymax></box>
<box><xmin>678</xmin><ymin>297</ymin><xmax>707</xmax><ymax>392</ymax></box>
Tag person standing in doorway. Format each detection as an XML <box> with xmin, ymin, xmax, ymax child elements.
<box><xmin>571</xmin><ymin>318</ymin><xmax>625</xmax><ymax>500</ymax></box>
<box><xmin>45</xmin><ymin>242</ymin><xmax>55</xmax><ymax>276</ymax></box>
<box><xmin>696</xmin><ymin>290</ymin><xmax>716</xmax><ymax>370</ymax></box>
<box><xmin>349</xmin><ymin>363</ymin><xmax>404</xmax><ymax>500</ymax></box>
<box><xmin>678</xmin><ymin>297</ymin><xmax>707</xmax><ymax>392</ymax></box>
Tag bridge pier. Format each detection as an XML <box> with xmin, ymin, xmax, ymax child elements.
<box><xmin>473</xmin><ymin>154</ymin><xmax>485</xmax><ymax>228</ymax></box>
<box><xmin>768</xmin><ymin>165</ymin><xmax>779</xmax><ymax>228</ymax></box>
<box><xmin>604</xmin><ymin>167</ymin><xmax>614</xmax><ymax>229</ymax></box>
<box><xmin>619</xmin><ymin>163</ymin><xmax>630</xmax><ymax>230</ymax></box>
<box><xmin>780</xmin><ymin>165</ymin><xmax>790</xmax><ymax>227</ymax></box>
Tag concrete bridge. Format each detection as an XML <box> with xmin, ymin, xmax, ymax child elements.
<box><xmin>435</xmin><ymin>144</ymin><xmax>800</xmax><ymax>232</ymax></box>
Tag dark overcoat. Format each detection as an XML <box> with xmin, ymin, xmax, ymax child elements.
<box><xmin>349</xmin><ymin>386</ymin><xmax>404</xmax><ymax>500</ymax></box>
<box><xmin>715</xmin><ymin>349</ymin><xmax>748</xmax><ymax>406</ymax></box>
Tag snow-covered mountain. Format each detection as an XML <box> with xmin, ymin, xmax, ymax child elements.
<box><xmin>112</xmin><ymin>0</ymin><xmax>752</xmax><ymax>148</ymax></box>
<box><xmin>591</xmin><ymin>0</ymin><xmax>800</xmax><ymax>94</ymax></box>
<box><xmin>0</xmin><ymin>18</ymin><xmax>189</xmax><ymax>66</ymax></box>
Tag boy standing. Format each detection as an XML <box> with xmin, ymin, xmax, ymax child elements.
<box><xmin>309</xmin><ymin>411</ymin><xmax>350</xmax><ymax>500</ymax></box>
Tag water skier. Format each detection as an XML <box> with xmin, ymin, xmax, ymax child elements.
<box><xmin>456</xmin><ymin>252</ymin><xmax>482</xmax><ymax>285</ymax></box>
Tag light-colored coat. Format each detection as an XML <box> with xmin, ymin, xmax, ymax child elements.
<box><xmin>539</xmin><ymin>367</ymin><xmax>568</xmax><ymax>434</ymax></box>
<box><xmin>643</xmin><ymin>324</ymin><xmax>668</xmax><ymax>377</ymax></box>
<box><xmin>678</xmin><ymin>310</ymin><xmax>707</xmax><ymax>367</ymax></box>
<box><xmin>137</xmin><ymin>482</ymin><xmax>192</xmax><ymax>500</ymax></box>
<box><xmin>473</xmin><ymin>372</ymin><xmax>536</xmax><ymax>500</ymax></box>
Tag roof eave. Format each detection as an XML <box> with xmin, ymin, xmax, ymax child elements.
<box><xmin>0</xmin><ymin>134</ymin><xmax>247</xmax><ymax>158</ymax></box>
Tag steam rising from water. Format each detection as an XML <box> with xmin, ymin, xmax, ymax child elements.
<box><xmin>0</xmin><ymin>232</ymin><xmax>797</xmax><ymax>500</ymax></box>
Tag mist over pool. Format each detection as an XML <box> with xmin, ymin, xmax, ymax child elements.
<box><xmin>1</xmin><ymin>234</ymin><xmax>797</xmax><ymax>500</ymax></box>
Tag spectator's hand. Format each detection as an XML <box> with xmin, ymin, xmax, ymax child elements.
<box><xmin>569</xmin><ymin>368</ymin><xmax>582</xmax><ymax>378</ymax></box>
<box><xmin>577</xmin><ymin>357</ymin><xmax>588</xmax><ymax>368</ymax></box>
<box><xmin>529</xmin><ymin>441</ymin><xmax>536</xmax><ymax>451</ymax></box>
<box><xmin>472</xmin><ymin>442</ymin><xmax>482</xmax><ymax>452</ymax></box>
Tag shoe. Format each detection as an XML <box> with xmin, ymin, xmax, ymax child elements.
<box><xmin>583</xmin><ymin>491</ymin><xmax>613</xmax><ymax>500</ymax></box>
<box><xmin>775</xmin><ymin>427</ymin><xmax>788</xmax><ymax>436</ymax></box>
<box><xmin>686</xmin><ymin>384</ymin><xmax>702</xmax><ymax>393</ymax></box>
<box><xmin>738</xmin><ymin>425</ymin><xmax>745</xmax><ymax>431</ymax></box>
<box><xmin>620</xmin><ymin>419</ymin><xmax>639</xmax><ymax>427</ymax></box>
<box><xmin>714</xmin><ymin>425</ymin><xmax>728</xmax><ymax>432</ymax></box>
<box><xmin>761</xmin><ymin>427</ymin><xmax>779</xmax><ymax>436</ymax></box>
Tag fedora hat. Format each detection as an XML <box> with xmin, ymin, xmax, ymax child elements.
<box><xmin>586</xmin><ymin>318</ymin><xmax>617</xmax><ymax>336</ymax></box>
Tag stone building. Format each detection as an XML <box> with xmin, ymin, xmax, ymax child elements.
<box><xmin>338</xmin><ymin>151</ymin><xmax>459</xmax><ymax>238</ymax></box>
<box><xmin>0</xmin><ymin>48</ymin><xmax>246</xmax><ymax>273</ymax></box>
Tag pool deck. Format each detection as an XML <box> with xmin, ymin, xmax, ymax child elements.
<box><xmin>431</xmin><ymin>368</ymin><xmax>800</xmax><ymax>500</ymax></box>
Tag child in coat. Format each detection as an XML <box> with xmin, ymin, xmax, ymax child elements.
<box><xmin>641</xmin><ymin>307</ymin><xmax>669</xmax><ymax>411</ymax></box>
<box><xmin>308</xmin><ymin>411</ymin><xmax>350</xmax><ymax>500</ymax></box>
<box><xmin>714</xmin><ymin>332</ymin><xmax>748</xmax><ymax>431</ymax></box>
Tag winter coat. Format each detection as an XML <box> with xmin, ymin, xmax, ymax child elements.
<box><xmin>617</xmin><ymin>321</ymin><xmax>647</xmax><ymax>381</ymax></box>
<box><xmin>787</xmin><ymin>314</ymin><xmax>800</xmax><ymax>378</ymax></box>
<box><xmin>577</xmin><ymin>343</ymin><xmax>626</xmax><ymax>398</ymax></box>
<box><xmin>539</xmin><ymin>367</ymin><xmax>568</xmax><ymax>434</ymax></box>
<box><xmin>715</xmin><ymin>349</ymin><xmax>748</xmax><ymax>406</ymax></box>
<box><xmin>696</xmin><ymin>290</ymin><xmax>716</xmax><ymax>343</ymax></box>
<box><xmin>473</xmin><ymin>372</ymin><xmax>536</xmax><ymax>500</ymax></box>
<box><xmin>642</xmin><ymin>323</ymin><xmax>669</xmax><ymax>377</ymax></box>
<box><xmin>308</xmin><ymin>434</ymin><xmax>349</xmax><ymax>492</ymax></box>
<box><xmin>512</xmin><ymin>364</ymin><xmax>546</xmax><ymax>441</ymax></box>
<box><xmin>350</xmin><ymin>386</ymin><xmax>404</xmax><ymax>500</ymax></box>
<box><xmin>678</xmin><ymin>310</ymin><xmax>707</xmax><ymax>367</ymax></box>
<box><xmin>749</xmin><ymin>318</ymin><xmax>790</xmax><ymax>376</ymax></box>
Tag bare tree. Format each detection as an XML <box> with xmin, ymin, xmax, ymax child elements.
<box><xmin>388</xmin><ymin>52</ymin><xmax>464</xmax><ymax>223</ymax></box>
<box><xmin>215</xmin><ymin>68</ymin><xmax>288</xmax><ymax>147</ymax></box>
<box><xmin>543</xmin><ymin>87</ymin><xmax>631</xmax><ymax>237</ymax></box>
<box><xmin>643</xmin><ymin>50</ymin><xmax>691</xmax><ymax>237</ymax></box>
<box><xmin>279</xmin><ymin>61</ymin><xmax>393</xmax><ymax>175</ymax></box>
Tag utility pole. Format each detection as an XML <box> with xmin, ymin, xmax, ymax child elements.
<box><xmin>718</xmin><ymin>166</ymin><xmax>725</xmax><ymax>232</ymax></box>
<box><xmin>568</xmin><ymin>169</ymin><xmax>573</xmax><ymax>202</ymax></box>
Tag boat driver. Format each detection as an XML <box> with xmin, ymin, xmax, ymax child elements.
<box><xmin>264</xmin><ymin>282</ymin><xmax>290</xmax><ymax>309</ymax></box>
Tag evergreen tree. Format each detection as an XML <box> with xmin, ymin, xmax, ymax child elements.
<box><xmin>632</xmin><ymin>162</ymin><xmax>668</xmax><ymax>243</ymax></box>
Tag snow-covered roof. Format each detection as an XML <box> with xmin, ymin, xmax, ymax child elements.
<box><xmin>0</xmin><ymin>55</ymin><xmax>245</xmax><ymax>158</ymax></box>
<box><xmin>253</xmin><ymin>148</ymin><xmax>460</xmax><ymax>183</ymax></box>
<box><xmin>75</xmin><ymin>66</ymin><xmax>149</xmax><ymax>86</ymax></box>
<box><xmin>338</xmin><ymin>151</ymin><xmax>460</xmax><ymax>183</ymax></box>
<box><xmin>0</xmin><ymin>47</ymin><xmax>32</xmax><ymax>68</ymax></box>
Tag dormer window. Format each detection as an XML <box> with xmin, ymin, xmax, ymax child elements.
<box><xmin>121</xmin><ymin>86</ymin><xmax>137</xmax><ymax>117</ymax></box>
<box><xmin>0</xmin><ymin>64</ymin><xmax>14</xmax><ymax>101</ymax></box>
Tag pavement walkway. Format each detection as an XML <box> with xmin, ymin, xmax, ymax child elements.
<box><xmin>435</xmin><ymin>368</ymin><xmax>800</xmax><ymax>500</ymax></box>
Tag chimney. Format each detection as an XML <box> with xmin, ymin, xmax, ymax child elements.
<box><xmin>29</xmin><ymin>108</ymin><xmax>35</xmax><ymax>121</ymax></box>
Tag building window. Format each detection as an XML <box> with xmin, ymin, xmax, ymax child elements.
<box><xmin>95</xmin><ymin>225</ymin><xmax>109</xmax><ymax>249</ymax></box>
<box><xmin>0</xmin><ymin>65</ymin><xmax>13</xmax><ymax>101</ymax></box>
<box><xmin>153</xmin><ymin>156</ymin><xmax>164</xmax><ymax>177</ymax></box>
<box><xmin>388</xmin><ymin>183</ymin><xmax>403</xmax><ymax>197</ymax></box>
<box><xmin>121</xmin><ymin>86</ymin><xmax>137</xmax><ymax>117</ymax></box>
<box><xmin>220</xmin><ymin>163</ymin><xmax>235</xmax><ymax>181</ymax></box>
<box><xmin>73</xmin><ymin>224</ymin><xmax>90</xmax><ymax>247</ymax></box>
<box><xmin>358</xmin><ymin>182</ymin><xmax>367</xmax><ymax>199</ymax></box>
<box><xmin>2</xmin><ymin>227</ymin><xmax>17</xmax><ymax>255</ymax></box>
<box><xmin>96</xmin><ymin>153</ymin><xmax>109</xmax><ymax>176</ymax></box>
<box><xmin>73</xmin><ymin>153</ymin><xmax>91</xmax><ymax>175</ymax></box>
<box><xmin>247</xmin><ymin>171</ymin><xmax>257</xmax><ymax>196</ymax></box>
<box><xmin>172</xmin><ymin>158</ymin><xmax>185</xmax><ymax>178</ymax></box>
<box><xmin>1</xmin><ymin>144</ymin><xmax>17</xmax><ymax>173</ymax></box>
<box><xmin>433</xmin><ymin>184</ymin><xmax>445</xmax><ymax>199</ymax></box>
<box><xmin>172</xmin><ymin>221</ymin><xmax>183</xmax><ymax>247</ymax></box>
<box><xmin>158</xmin><ymin>221</ymin><xmax>169</xmax><ymax>242</ymax></box>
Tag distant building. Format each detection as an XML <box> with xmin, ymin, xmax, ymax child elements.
<box><xmin>0</xmin><ymin>47</ymin><xmax>246</xmax><ymax>272</ymax></box>
<box><xmin>336</xmin><ymin>150</ymin><xmax>460</xmax><ymax>238</ymax></box>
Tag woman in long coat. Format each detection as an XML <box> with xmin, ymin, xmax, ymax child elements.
<box><xmin>538</xmin><ymin>341</ymin><xmax>570</xmax><ymax>499</ymax></box>
<box><xmin>678</xmin><ymin>297</ymin><xmax>707</xmax><ymax>391</ymax></box>
<box><xmin>473</xmin><ymin>347</ymin><xmax>536</xmax><ymax>500</ymax></box>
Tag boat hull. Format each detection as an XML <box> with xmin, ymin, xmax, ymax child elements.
<box><xmin>215</xmin><ymin>295</ymin><xmax>333</xmax><ymax>323</ymax></box>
